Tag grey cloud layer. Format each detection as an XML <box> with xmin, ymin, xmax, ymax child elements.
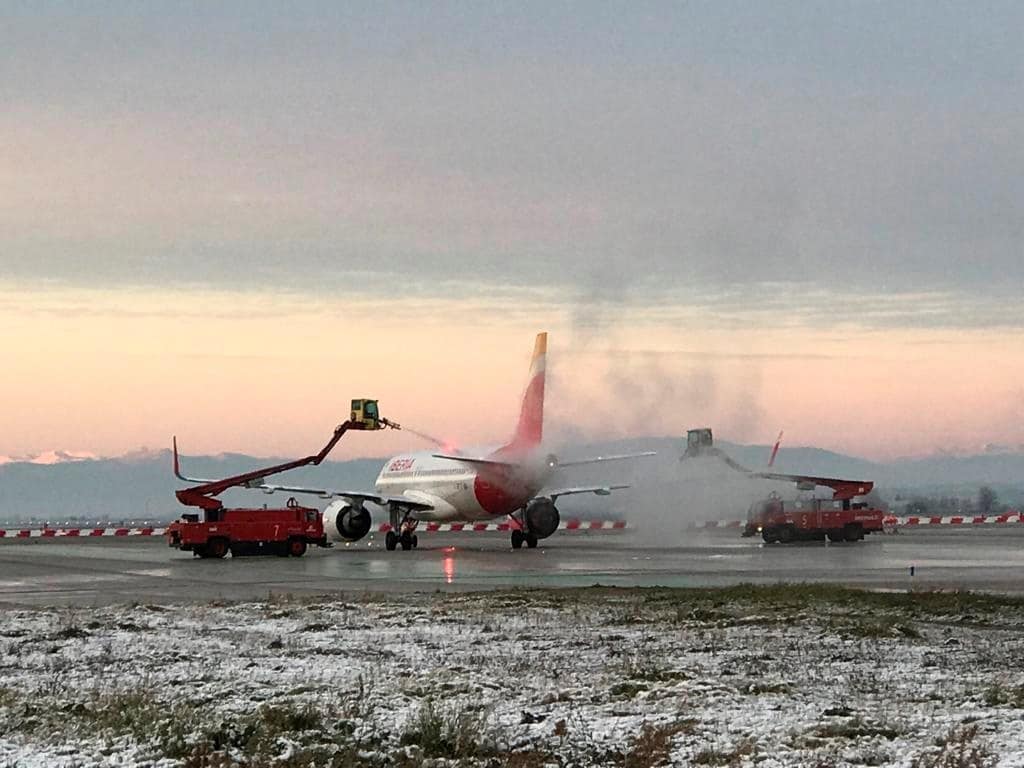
<box><xmin>3</xmin><ymin>3</ymin><xmax>1022</xmax><ymax>325</ymax></box>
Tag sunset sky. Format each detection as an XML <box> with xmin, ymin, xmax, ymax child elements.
<box><xmin>3</xmin><ymin>2</ymin><xmax>1022</xmax><ymax>461</ymax></box>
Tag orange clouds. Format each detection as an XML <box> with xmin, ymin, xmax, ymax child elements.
<box><xmin>2</xmin><ymin>283</ymin><xmax>1022</xmax><ymax>461</ymax></box>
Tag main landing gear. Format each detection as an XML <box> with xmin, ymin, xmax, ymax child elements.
<box><xmin>384</xmin><ymin>507</ymin><xmax>418</xmax><ymax>551</ymax></box>
<box><xmin>509</xmin><ymin>508</ymin><xmax>540</xmax><ymax>549</ymax></box>
<box><xmin>510</xmin><ymin>530</ymin><xmax>538</xmax><ymax>549</ymax></box>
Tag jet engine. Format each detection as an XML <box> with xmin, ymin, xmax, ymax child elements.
<box><xmin>525</xmin><ymin>497</ymin><xmax>560</xmax><ymax>539</ymax></box>
<box><xmin>322</xmin><ymin>500</ymin><xmax>372</xmax><ymax>542</ymax></box>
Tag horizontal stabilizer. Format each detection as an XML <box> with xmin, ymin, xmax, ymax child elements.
<box><xmin>544</xmin><ymin>484</ymin><xmax>630</xmax><ymax>502</ymax></box>
<box><xmin>556</xmin><ymin>451</ymin><xmax>656</xmax><ymax>468</ymax></box>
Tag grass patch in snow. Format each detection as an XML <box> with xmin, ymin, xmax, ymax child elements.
<box><xmin>1</xmin><ymin>685</ymin><xmax>201</xmax><ymax>758</ymax></box>
<box><xmin>737</xmin><ymin>679</ymin><xmax>792</xmax><ymax>695</ymax></box>
<box><xmin>398</xmin><ymin>698</ymin><xmax>495</xmax><ymax>760</ymax></box>
<box><xmin>624</xmin><ymin>719</ymin><xmax>696</xmax><ymax>767</ymax></box>
<box><xmin>982</xmin><ymin>680</ymin><xmax>1024</xmax><ymax>708</ymax></box>
<box><xmin>0</xmin><ymin>678</ymin><xmax>387</xmax><ymax>766</ymax></box>
<box><xmin>618</xmin><ymin>655</ymin><xmax>689</xmax><ymax>684</ymax></box>
<box><xmin>812</xmin><ymin>716</ymin><xmax>902</xmax><ymax>741</ymax></box>
<box><xmin>588</xmin><ymin>583</ymin><xmax>1024</xmax><ymax>619</ymax></box>
<box><xmin>691</xmin><ymin>738</ymin><xmax>757</xmax><ymax>765</ymax></box>
<box><xmin>609</xmin><ymin>681</ymin><xmax>648</xmax><ymax>700</ymax></box>
<box><xmin>912</xmin><ymin>724</ymin><xmax>997</xmax><ymax>768</ymax></box>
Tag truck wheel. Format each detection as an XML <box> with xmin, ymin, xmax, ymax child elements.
<box><xmin>385</xmin><ymin>531</ymin><xmax>398</xmax><ymax>551</ymax></box>
<box><xmin>207</xmin><ymin>538</ymin><xmax>228</xmax><ymax>559</ymax></box>
<box><xmin>288</xmin><ymin>538</ymin><xmax>307</xmax><ymax>558</ymax></box>
<box><xmin>827</xmin><ymin>530</ymin><xmax>844</xmax><ymax>543</ymax></box>
<box><xmin>777</xmin><ymin>526</ymin><xmax>795</xmax><ymax>544</ymax></box>
<box><xmin>761</xmin><ymin>528</ymin><xmax>776</xmax><ymax>544</ymax></box>
<box><xmin>844</xmin><ymin>525</ymin><xmax>862</xmax><ymax>543</ymax></box>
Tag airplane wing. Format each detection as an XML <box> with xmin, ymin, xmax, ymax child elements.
<box><xmin>431</xmin><ymin>451</ymin><xmax>655</xmax><ymax>468</ymax></box>
<box><xmin>555</xmin><ymin>451</ymin><xmax>656</xmax><ymax>468</ymax></box>
<box><xmin>253</xmin><ymin>483</ymin><xmax>436</xmax><ymax>511</ymax></box>
<box><xmin>543</xmin><ymin>484</ymin><xmax>630</xmax><ymax>502</ymax></box>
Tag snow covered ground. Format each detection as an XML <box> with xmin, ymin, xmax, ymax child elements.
<box><xmin>1</xmin><ymin>586</ymin><xmax>1022</xmax><ymax>767</ymax></box>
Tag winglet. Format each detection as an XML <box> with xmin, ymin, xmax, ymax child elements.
<box><xmin>172</xmin><ymin>436</ymin><xmax>185</xmax><ymax>481</ymax></box>
<box><xmin>768</xmin><ymin>430</ymin><xmax>783</xmax><ymax>468</ymax></box>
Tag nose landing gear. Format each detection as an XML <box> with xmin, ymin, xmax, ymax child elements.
<box><xmin>384</xmin><ymin>530</ymin><xmax>419</xmax><ymax>550</ymax></box>
<box><xmin>385</xmin><ymin>508</ymin><xmax>419</xmax><ymax>551</ymax></box>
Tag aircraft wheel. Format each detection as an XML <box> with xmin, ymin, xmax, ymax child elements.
<box><xmin>399</xmin><ymin>532</ymin><xmax>413</xmax><ymax>551</ymax></box>
<box><xmin>411</xmin><ymin>535</ymin><xmax>418</xmax><ymax>549</ymax></box>
<box><xmin>525</xmin><ymin>533</ymin><xmax>539</xmax><ymax>549</ymax></box>
<box><xmin>511</xmin><ymin>530</ymin><xmax>524</xmax><ymax>549</ymax></box>
<box><xmin>385</xmin><ymin>531</ymin><xmax>398</xmax><ymax>551</ymax></box>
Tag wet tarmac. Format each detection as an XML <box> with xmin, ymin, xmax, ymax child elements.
<box><xmin>1</xmin><ymin>527</ymin><xmax>1023</xmax><ymax>607</ymax></box>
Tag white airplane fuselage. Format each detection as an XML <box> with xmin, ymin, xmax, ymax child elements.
<box><xmin>374</xmin><ymin>448</ymin><xmax>550</xmax><ymax>522</ymax></box>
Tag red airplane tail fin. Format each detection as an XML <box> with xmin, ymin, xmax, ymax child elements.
<box><xmin>506</xmin><ymin>332</ymin><xmax>546</xmax><ymax>452</ymax></box>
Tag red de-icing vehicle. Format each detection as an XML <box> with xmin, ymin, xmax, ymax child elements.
<box><xmin>683</xmin><ymin>428</ymin><xmax>885</xmax><ymax>544</ymax></box>
<box><xmin>166</xmin><ymin>498</ymin><xmax>325</xmax><ymax>558</ymax></box>
<box><xmin>743</xmin><ymin>493</ymin><xmax>886</xmax><ymax>543</ymax></box>
<box><xmin>742</xmin><ymin>474</ymin><xmax>885</xmax><ymax>543</ymax></box>
<box><xmin>166</xmin><ymin>400</ymin><xmax>396</xmax><ymax>559</ymax></box>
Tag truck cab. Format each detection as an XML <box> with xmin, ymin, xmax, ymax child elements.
<box><xmin>684</xmin><ymin>428</ymin><xmax>714</xmax><ymax>458</ymax></box>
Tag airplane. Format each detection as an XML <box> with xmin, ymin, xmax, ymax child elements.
<box><xmin>176</xmin><ymin>332</ymin><xmax>653</xmax><ymax>551</ymax></box>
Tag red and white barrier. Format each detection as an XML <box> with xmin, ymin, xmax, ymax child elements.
<box><xmin>883</xmin><ymin>513</ymin><xmax>1023</xmax><ymax>527</ymax></box>
<box><xmin>5</xmin><ymin>513</ymin><xmax>1019</xmax><ymax>539</ymax></box>
<box><xmin>687</xmin><ymin>512</ymin><xmax>1024</xmax><ymax>530</ymax></box>
<box><xmin>0</xmin><ymin>519</ymin><xmax>627</xmax><ymax>540</ymax></box>
<box><xmin>688</xmin><ymin>520</ymin><xmax>746</xmax><ymax>529</ymax></box>
<box><xmin>0</xmin><ymin>527</ymin><xmax>165</xmax><ymax>538</ymax></box>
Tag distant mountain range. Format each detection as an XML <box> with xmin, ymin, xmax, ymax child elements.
<box><xmin>1</xmin><ymin>438</ymin><xmax>1022</xmax><ymax>523</ymax></box>
<box><xmin>0</xmin><ymin>449</ymin><xmax>100</xmax><ymax>466</ymax></box>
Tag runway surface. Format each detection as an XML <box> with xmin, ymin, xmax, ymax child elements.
<box><xmin>1</xmin><ymin>527</ymin><xmax>1023</xmax><ymax>606</ymax></box>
